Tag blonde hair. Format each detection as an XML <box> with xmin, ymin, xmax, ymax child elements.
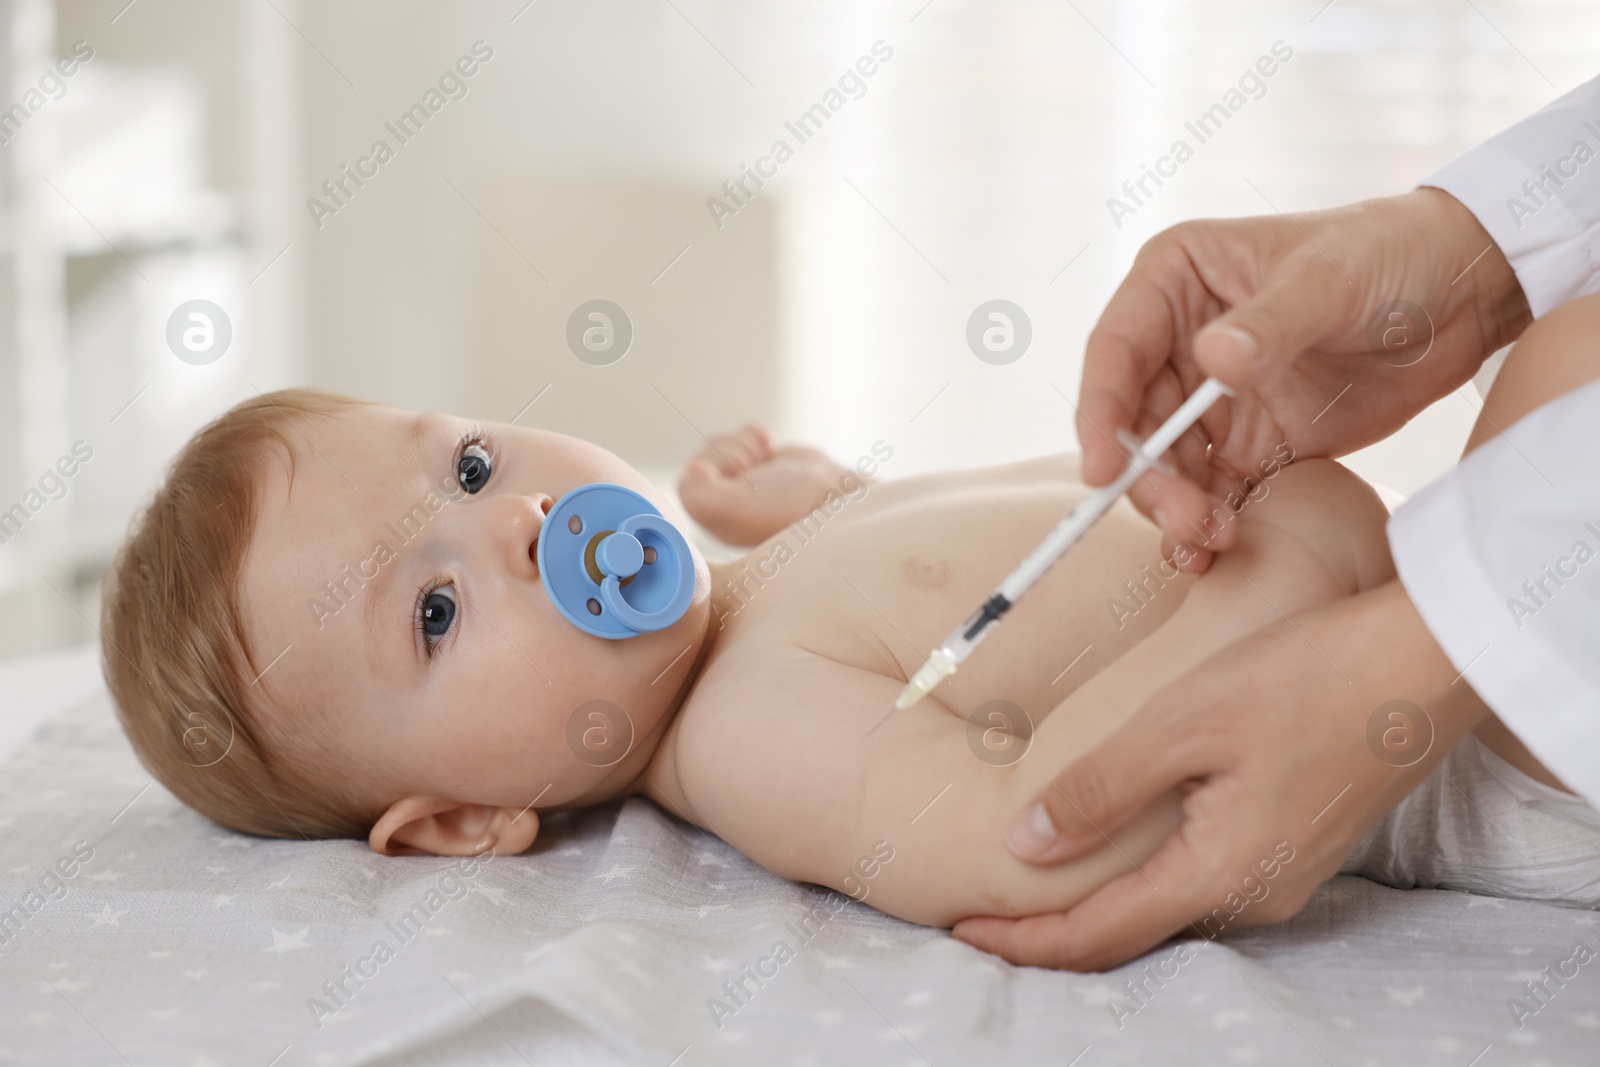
<box><xmin>101</xmin><ymin>388</ymin><xmax>376</xmax><ymax>840</ymax></box>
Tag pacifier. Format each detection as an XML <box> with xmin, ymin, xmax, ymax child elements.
<box><xmin>536</xmin><ymin>483</ymin><xmax>696</xmax><ymax>640</ymax></box>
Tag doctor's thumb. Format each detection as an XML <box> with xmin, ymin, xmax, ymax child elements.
<box><xmin>1193</xmin><ymin>268</ymin><xmax>1348</xmax><ymax>389</ymax></box>
<box><xmin>1004</xmin><ymin>683</ymin><xmax>1216</xmax><ymax>865</ymax></box>
<box><xmin>1006</xmin><ymin>753</ymin><xmax>1167</xmax><ymax>866</ymax></box>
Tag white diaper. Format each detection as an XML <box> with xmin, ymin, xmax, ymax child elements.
<box><xmin>1341</xmin><ymin>734</ymin><xmax>1600</xmax><ymax>908</ymax></box>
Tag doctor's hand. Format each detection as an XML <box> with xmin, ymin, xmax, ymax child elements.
<box><xmin>951</xmin><ymin>580</ymin><xmax>1491</xmax><ymax>971</ymax></box>
<box><xmin>1080</xmin><ymin>187</ymin><xmax>1530</xmax><ymax>573</ymax></box>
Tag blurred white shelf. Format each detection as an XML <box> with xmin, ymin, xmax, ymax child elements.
<box><xmin>0</xmin><ymin>520</ymin><xmax>124</xmax><ymax>594</ymax></box>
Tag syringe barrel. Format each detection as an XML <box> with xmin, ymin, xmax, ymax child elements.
<box><xmin>938</xmin><ymin>602</ymin><xmax>1001</xmax><ymax>666</ymax></box>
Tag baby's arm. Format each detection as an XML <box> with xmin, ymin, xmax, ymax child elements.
<box><xmin>691</xmin><ymin>458</ymin><xmax>1393</xmax><ymax>929</ymax></box>
<box><xmin>676</xmin><ymin>424</ymin><xmax>862</xmax><ymax>546</ymax></box>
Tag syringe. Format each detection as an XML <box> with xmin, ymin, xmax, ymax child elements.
<box><xmin>894</xmin><ymin>377</ymin><xmax>1234</xmax><ymax>710</ymax></box>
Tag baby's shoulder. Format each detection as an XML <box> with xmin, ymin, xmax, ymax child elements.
<box><xmin>683</xmin><ymin>629</ymin><xmax>898</xmax><ymax>733</ymax></box>
<box><xmin>667</xmin><ymin>633</ymin><xmax>971</xmax><ymax>886</ymax></box>
<box><xmin>672</xmin><ymin>625</ymin><xmax>927</xmax><ymax>802</ymax></box>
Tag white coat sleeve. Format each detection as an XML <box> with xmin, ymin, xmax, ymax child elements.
<box><xmin>1388</xmin><ymin>77</ymin><xmax>1600</xmax><ymax>809</ymax></box>
<box><xmin>1421</xmin><ymin>76</ymin><xmax>1600</xmax><ymax>317</ymax></box>
<box><xmin>1388</xmin><ymin>376</ymin><xmax>1600</xmax><ymax>809</ymax></box>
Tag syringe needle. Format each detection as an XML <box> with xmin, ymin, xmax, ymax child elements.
<box><xmin>896</xmin><ymin>650</ymin><xmax>956</xmax><ymax>709</ymax></box>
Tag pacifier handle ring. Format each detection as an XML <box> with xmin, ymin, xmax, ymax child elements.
<box><xmin>597</xmin><ymin>514</ymin><xmax>694</xmax><ymax>632</ymax></box>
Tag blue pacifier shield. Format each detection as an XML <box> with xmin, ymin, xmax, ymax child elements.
<box><xmin>537</xmin><ymin>483</ymin><xmax>696</xmax><ymax>639</ymax></box>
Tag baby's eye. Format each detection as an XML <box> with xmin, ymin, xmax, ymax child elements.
<box><xmin>418</xmin><ymin>584</ymin><xmax>457</xmax><ymax>654</ymax></box>
<box><xmin>456</xmin><ymin>442</ymin><xmax>493</xmax><ymax>494</ymax></box>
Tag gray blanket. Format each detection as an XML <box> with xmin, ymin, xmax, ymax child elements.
<box><xmin>3</xmin><ymin>655</ymin><xmax>1598</xmax><ymax>1066</ymax></box>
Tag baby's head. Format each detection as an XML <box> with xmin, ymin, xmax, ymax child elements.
<box><xmin>102</xmin><ymin>389</ymin><xmax>712</xmax><ymax>856</ymax></box>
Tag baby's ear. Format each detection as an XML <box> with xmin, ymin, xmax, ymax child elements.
<box><xmin>368</xmin><ymin>796</ymin><xmax>539</xmax><ymax>857</ymax></box>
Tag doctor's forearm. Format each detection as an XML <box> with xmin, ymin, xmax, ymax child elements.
<box><xmin>1417</xmin><ymin>187</ymin><xmax>1533</xmax><ymax>359</ymax></box>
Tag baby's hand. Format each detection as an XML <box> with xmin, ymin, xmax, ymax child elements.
<box><xmin>677</xmin><ymin>424</ymin><xmax>856</xmax><ymax>546</ymax></box>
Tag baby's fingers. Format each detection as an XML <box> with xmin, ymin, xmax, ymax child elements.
<box><xmin>701</xmin><ymin>424</ymin><xmax>771</xmax><ymax>474</ymax></box>
<box><xmin>682</xmin><ymin>457</ymin><xmax>722</xmax><ymax>483</ymax></box>
<box><xmin>735</xmin><ymin>423</ymin><xmax>773</xmax><ymax>462</ymax></box>
<box><xmin>698</xmin><ymin>436</ymin><xmax>751</xmax><ymax>475</ymax></box>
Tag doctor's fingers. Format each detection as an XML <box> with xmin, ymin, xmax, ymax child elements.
<box><xmin>1190</xmin><ymin>253</ymin><xmax>1358</xmax><ymax>390</ymax></box>
<box><xmin>1078</xmin><ymin>213</ymin><xmax>1303</xmax><ymax>488</ymax></box>
<box><xmin>956</xmin><ymin>804</ymin><xmax>1277</xmax><ymax>971</ymax></box>
<box><xmin>1077</xmin><ymin>239</ymin><xmax>1202</xmax><ymax>487</ymax></box>
<box><xmin>1080</xmin><ymin>369</ymin><xmax>1234</xmax><ymax>570</ymax></box>
<box><xmin>1005</xmin><ymin>678</ymin><xmax>1236</xmax><ymax>866</ymax></box>
<box><xmin>1125</xmin><ymin>465</ymin><xmax>1243</xmax><ymax>576</ymax></box>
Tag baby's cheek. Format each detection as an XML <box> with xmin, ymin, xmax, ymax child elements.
<box><xmin>560</xmin><ymin>697</ymin><xmax>634</xmax><ymax>769</ymax></box>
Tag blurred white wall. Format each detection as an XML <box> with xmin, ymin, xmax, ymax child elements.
<box><xmin>0</xmin><ymin>0</ymin><xmax>1596</xmax><ymax>659</ymax></box>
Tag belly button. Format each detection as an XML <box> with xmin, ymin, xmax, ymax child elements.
<box><xmin>904</xmin><ymin>555</ymin><xmax>948</xmax><ymax>588</ymax></box>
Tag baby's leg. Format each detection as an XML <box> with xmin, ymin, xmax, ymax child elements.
<box><xmin>1017</xmin><ymin>456</ymin><xmax>1395</xmax><ymax>774</ymax></box>
<box><xmin>897</xmin><ymin>458</ymin><xmax>1397</xmax><ymax>924</ymax></box>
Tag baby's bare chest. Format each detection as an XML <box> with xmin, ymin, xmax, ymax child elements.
<box><xmin>711</xmin><ymin>459</ymin><xmax>1178</xmax><ymax>719</ymax></box>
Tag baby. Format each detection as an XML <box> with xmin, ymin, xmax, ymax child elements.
<box><xmin>99</xmin><ymin>383</ymin><xmax>1589</xmax><ymax>941</ymax></box>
